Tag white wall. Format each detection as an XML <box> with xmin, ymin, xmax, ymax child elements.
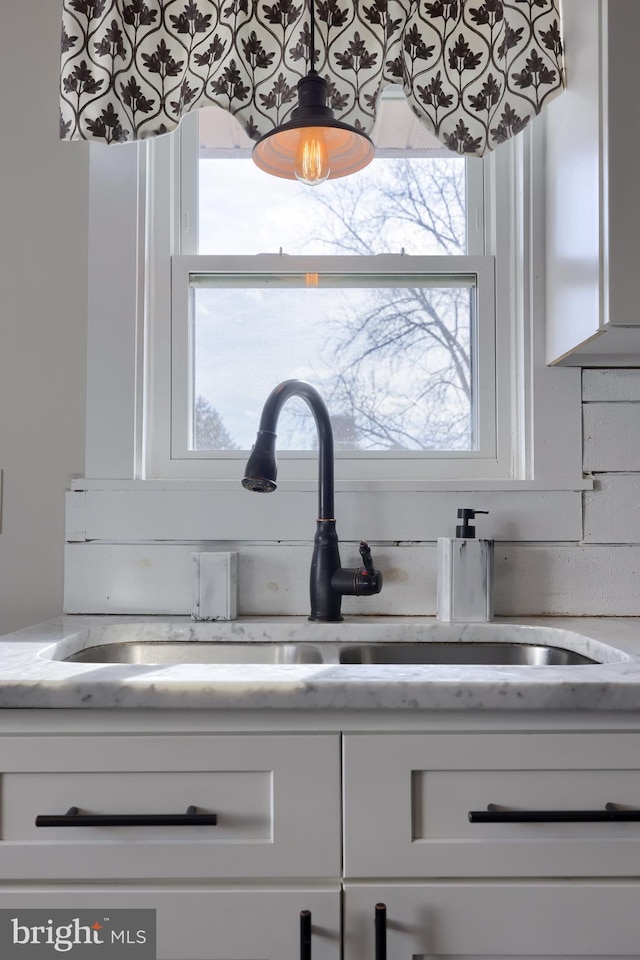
<box><xmin>0</xmin><ymin>1</ymin><xmax>88</xmax><ymax>633</ymax></box>
<box><xmin>60</xmin><ymin>0</ymin><xmax>640</xmax><ymax>621</ymax></box>
<box><xmin>4</xmin><ymin>3</ymin><xmax>640</xmax><ymax>627</ymax></box>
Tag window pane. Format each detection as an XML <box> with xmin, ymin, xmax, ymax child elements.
<box><xmin>190</xmin><ymin>274</ymin><xmax>476</xmax><ymax>453</ymax></box>
<box><xmin>197</xmin><ymin>157</ymin><xmax>467</xmax><ymax>257</ymax></box>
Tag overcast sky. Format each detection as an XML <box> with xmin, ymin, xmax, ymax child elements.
<box><xmin>194</xmin><ymin>158</ymin><xmax>471</xmax><ymax>450</ymax></box>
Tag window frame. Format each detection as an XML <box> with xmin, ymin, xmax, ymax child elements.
<box><xmin>154</xmin><ymin>111</ymin><xmax>512</xmax><ymax>482</ymax></box>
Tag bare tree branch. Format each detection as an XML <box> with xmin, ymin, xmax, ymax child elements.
<box><xmin>302</xmin><ymin>157</ymin><xmax>473</xmax><ymax>451</ymax></box>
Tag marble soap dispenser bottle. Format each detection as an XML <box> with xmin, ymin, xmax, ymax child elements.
<box><xmin>437</xmin><ymin>508</ymin><xmax>494</xmax><ymax>622</ymax></box>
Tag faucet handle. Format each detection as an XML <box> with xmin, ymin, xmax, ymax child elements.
<box><xmin>359</xmin><ymin>541</ymin><xmax>375</xmax><ymax>576</ymax></box>
<box><xmin>331</xmin><ymin>542</ymin><xmax>383</xmax><ymax>598</ymax></box>
<box><xmin>356</xmin><ymin>541</ymin><xmax>382</xmax><ymax>596</ymax></box>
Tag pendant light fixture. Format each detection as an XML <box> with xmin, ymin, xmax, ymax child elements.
<box><xmin>252</xmin><ymin>1</ymin><xmax>375</xmax><ymax>185</ymax></box>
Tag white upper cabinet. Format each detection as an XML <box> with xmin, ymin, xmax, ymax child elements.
<box><xmin>546</xmin><ymin>0</ymin><xmax>640</xmax><ymax>365</ymax></box>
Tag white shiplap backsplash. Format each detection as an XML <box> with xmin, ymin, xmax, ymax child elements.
<box><xmin>64</xmin><ymin>369</ymin><xmax>640</xmax><ymax>617</ymax></box>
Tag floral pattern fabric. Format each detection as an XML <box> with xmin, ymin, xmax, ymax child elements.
<box><xmin>60</xmin><ymin>0</ymin><xmax>564</xmax><ymax>156</ymax></box>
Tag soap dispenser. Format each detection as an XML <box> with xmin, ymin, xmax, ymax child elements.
<box><xmin>437</xmin><ymin>508</ymin><xmax>494</xmax><ymax>622</ymax></box>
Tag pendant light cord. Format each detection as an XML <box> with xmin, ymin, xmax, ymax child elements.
<box><xmin>309</xmin><ymin>0</ymin><xmax>316</xmax><ymax>75</ymax></box>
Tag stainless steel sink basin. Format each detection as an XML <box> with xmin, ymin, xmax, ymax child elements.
<box><xmin>65</xmin><ymin>642</ymin><xmax>325</xmax><ymax>665</ymax></box>
<box><xmin>337</xmin><ymin>642</ymin><xmax>595</xmax><ymax>666</ymax></box>
<box><xmin>62</xmin><ymin>640</ymin><xmax>597</xmax><ymax>666</ymax></box>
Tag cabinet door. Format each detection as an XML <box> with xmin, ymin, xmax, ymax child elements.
<box><xmin>344</xmin><ymin>732</ymin><xmax>640</xmax><ymax>877</ymax></box>
<box><xmin>0</xmin><ymin>885</ymin><xmax>341</xmax><ymax>960</ymax></box>
<box><xmin>344</xmin><ymin>882</ymin><xmax>640</xmax><ymax>959</ymax></box>
<box><xmin>0</xmin><ymin>734</ymin><xmax>340</xmax><ymax>880</ymax></box>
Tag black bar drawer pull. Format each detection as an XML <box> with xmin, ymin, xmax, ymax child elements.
<box><xmin>300</xmin><ymin>910</ymin><xmax>311</xmax><ymax>960</ymax></box>
<box><xmin>375</xmin><ymin>903</ymin><xmax>386</xmax><ymax>960</ymax></box>
<box><xmin>35</xmin><ymin>805</ymin><xmax>218</xmax><ymax>827</ymax></box>
<box><xmin>468</xmin><ymin>802</ymin><xmax>640</xmax><ymax>823</ymax></box>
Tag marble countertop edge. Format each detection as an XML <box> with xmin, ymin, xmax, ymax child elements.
<box><xmin>1</xmin><ymin>614</ymin><xmax>640</xmax><ymax>711</ymax></box>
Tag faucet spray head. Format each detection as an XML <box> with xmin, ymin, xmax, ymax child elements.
<box><xmin>241</xmin><ymin>430</ymin><xmax>278</xmax><ymax>493</ymax></box>
<box><xmin>242</xmin><ymin>476</ymin><xmax>277</xmax><ymax>493</ymax></box>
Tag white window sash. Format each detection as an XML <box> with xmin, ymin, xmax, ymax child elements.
<box><xmin>177</xmin><ymin>109</ymin><xmax>487</xmax><ymax>259</ymax></box>
<box><xmin>169</xmin><ymin>253</ymin><xmax>498</xmax><ymax>481</ymax></box>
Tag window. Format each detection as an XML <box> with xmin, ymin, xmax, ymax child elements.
<box><xmin>68</xmin><ymin>19</ymin><xmax>592</xmax><ymax>567</ymax></box>
<box><xmin>81</xmin><ymin>94</ymin><xmax>585</xmax><ymax>547</ymax></box>
<box><xmin>157</xmin><ymin>104</ymin><xmax>512</xmax><ymax>481</ymax></box>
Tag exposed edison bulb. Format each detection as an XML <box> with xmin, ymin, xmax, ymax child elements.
<box><xmin>294</xmin><ymin>128</ymin><xmax>330</xmax><ymax>185</ymax></box>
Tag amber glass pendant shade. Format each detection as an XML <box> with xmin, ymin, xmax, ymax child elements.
<box><xmin>252</xmin><ymin>72</ymin><xmax>375</xmax><ymax>184</ymax></box>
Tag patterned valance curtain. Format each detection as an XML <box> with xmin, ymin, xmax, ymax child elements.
<box><xmin>60</xmin><ymin>0</ymin><xmax>564</xmax><ymax>157</ymax></box>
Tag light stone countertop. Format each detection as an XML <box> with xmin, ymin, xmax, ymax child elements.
<box><xmin>1</xmin><ymin>615</ymin><xmax>640</xmax><ymax>711</ymax></box>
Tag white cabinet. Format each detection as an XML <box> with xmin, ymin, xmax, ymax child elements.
<box><xmin>0</xmin><ymin>886</ymin><xmax>341</xmax><ymax>960</ymax></box>
<box><xmin>343</xmin><ymin>730</ymin><xmax>640</xmax><ymax>959</ymax></box>
<box><xmin>343</xmin><ymin>732</ymin><xmax>640</xmax><ymax>878</ymax></box>
<box><xmin>0</xmin><ymin>733</ymin><xmax>341</xmax><ymax>882</ymax></box>
<box><xmin>545</xmin><ymin>0</ymin><xmax>640</xmax><ymax>366</ymax></box>
<box><xmin>2</xmin><ymin>718</ymin><xmax>640</xmax><ymax>957</ymax></box>
<box><xmin>343</xmin><ymin>882</ymin><xmax>640</xmax><ymax>959</ymax></box>
<box><xmin>0</xmin><ymin>730</ymin><xmax>342</xmax><ymax>959</ymax></box>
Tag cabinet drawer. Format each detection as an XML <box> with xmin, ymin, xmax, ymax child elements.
<box><xmin>0</xmin><ymin>884</ymin><xmax>341</xmax><ymax>960</ymax></box>
<box><xmin>0</xmin><ymin>734</ymin><xmax>340</xmax><ymax>880</ymax></box>
<box><xmin>343</xmin><ymin>733</ymin><xmax>640</xmax><ymax>878</ymax></box>
<box><xmin>344</xmin><ymin>881</ymin><xmax>640</xmax><ymax>958</ymax></box>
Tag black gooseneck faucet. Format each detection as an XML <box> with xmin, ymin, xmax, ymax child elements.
<box><xmin>242</xmin><ymin>379</ymin><xmax>383</xmax><ymax>622</ymax></box>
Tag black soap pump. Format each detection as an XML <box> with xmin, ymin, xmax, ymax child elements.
<box><xmin>456</xmin><ymin>507</ymin><xmax>488</xmax><ymax>538</ymax></box>
<box><xmin>437</xmin><ymin>508</ymin><xmax>494</xmax><ymax>622</ymax></box>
